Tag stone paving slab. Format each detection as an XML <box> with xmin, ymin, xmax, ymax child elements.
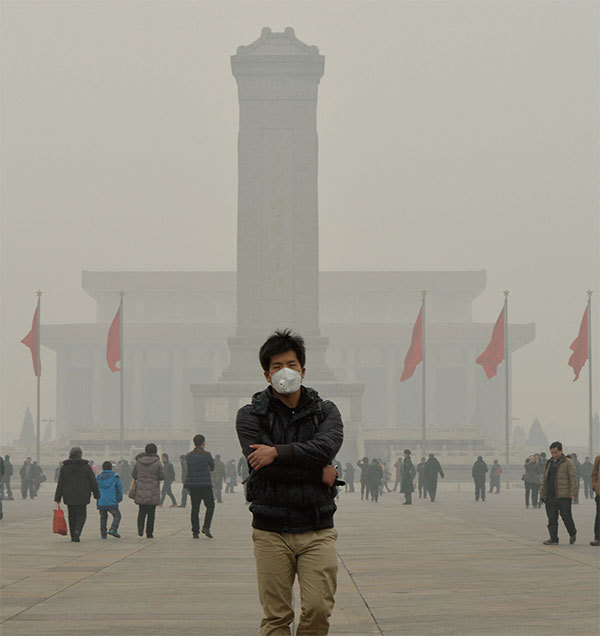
<box><xmin>1</xmin><ymin>486</ymin><xmax>598</xmax><ymax>635</ymax></box>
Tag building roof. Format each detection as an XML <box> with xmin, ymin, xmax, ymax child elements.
<box><xmin>235</xmin><ymin>27</ymin><xmax>321</xmax><ymax>57</ymax></box>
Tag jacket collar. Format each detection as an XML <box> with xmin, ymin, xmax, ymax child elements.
<box><xmin>251</xmin><ymin>386</ymin><xmax>319</xmax><ymax>416</ymax></box>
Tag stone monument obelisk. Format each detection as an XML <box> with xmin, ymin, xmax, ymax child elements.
<box><xmin>191</xmin><ymin>28</ymin><xmax>363</xmax><ymax>458</ymax></box>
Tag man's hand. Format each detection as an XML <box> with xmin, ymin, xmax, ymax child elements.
<box><xmin>322</xmin><ymin>464</ymin><xmax>338</xmax><ymax>488</ymax></box>
<box><xmin>248</xmin><ymin>445</ymin><xmax>278</xmax><ymax>471</ymax></box>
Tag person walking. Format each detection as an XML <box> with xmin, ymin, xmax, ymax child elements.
<box><xmin>367</xmin><ymin>458</ymin><xmax>383</xmax><ymax>503</ymax></box>
<box><xmin>416</xmin><ymin>457</ymin><xmax>427</xmax><ymax>499</ymax></box>
<box><xmin>392</xmin><ymin>457</ymin><xmax>402</xmax><ymax>493</ymax></box>
<box><xmin>0</xmin><ymin>455</ymin><xmax>4</xmax><ymax>520</ymax></box>
<box><xmin>344</xmin><ymin>462</ymin><xmax>355</xmax><ymax>492</ymax></box>
<box><xmin>212</xmin><ymin>454</ymin><xmax>226</xmax><ymax>503</ymax></box>
<box><xmin>184</xmin><ymin>434</ymin><xmax>215</xmax><ymax>539</ymax></box>
<box><xmin>358</xmin><ymin>456</ymin><xmax>370</xmax><ymax>500</ymax></box>
<box><xmin>225</xmin><ymin>460</ymin><xmax>237</xmax><ymax>494</ymax></box>
<box><xmin>238</xmin><ymin>455</ymin><xmax>250</xmax><ymax>498</ymax></box>
<box><xmin>570</xmin><ymin>453</ymin><xmax>582</xmax><ymax>504</ymax></box>
<box><xmin>539</xmin><ymin>441</ymin><xmax>578</xmax><ymax>545</ymax></box>
<box><xmin>424</xmin><ymin>453</ymin><xmax>444</xmax><ymax>502</ymax></box>
<box><xmin>119</xmin><ymin>459</ymin><xmax>132</xmax><ymax>494</ymax></box>
<box><xmin>590</xmin><ymin>454</ymin><xmax>600</xmax><ymax>546</ymax></box>
<box><xmin>178</xmin><ymin>455</ymin><xmax>188</xmax><ymax>508</ymax></box>
<box><xmin>489</xmin><ymin>460</ymin><xmax>502</xmax><ymax>494</ymax></box>
<box><xmin>159</xmin><ymin>453</ymin><xmax>177</xmax><ymax>508</ymax></box>
<box><xmin>236</xmin><ymin>329</ymin><xmax>343</xmax><ymax>636</ymax></box>
<box><xmin>524</xmin><ymin>455</ymin><xmax>541</xmax><ymax>508</ymax></box>
<box><xmin>54</xmin><ymin>447</ymin><xmax>100</xmax><ymax>542</ymax></box>
<box><xmin>472</xmin><ymin>456</ymin><xmax>488</xmax><ymax>502</ymax></box>
<box><xmin>581</xmin><ymin>456</ymin><xmax>593</xmax><ymax>500</ymax></box>
<box><xmin>1</xmin><ymin>455</ymin><xmax>14</xmax><ymax>500</ymax></box>
<box><xmin>400</xmin><ymin>450</ymin><xmax>416</xmax><ymax>505</ymax></box>
<box><xmin>20</xmin><ymin>457</ymin><xmax>35</xmax><ymax>499</ymax></box>
<box><xmin>132</xmin><ymin>443</ymin><xmax>164</xmax><ymax>539</ymax></box>
<box><xmin>96</xmin><ymin>461</ymin><xmax>123</xmax><ymax>539</ymax></box>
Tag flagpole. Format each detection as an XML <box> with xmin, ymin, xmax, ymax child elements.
<box><xmin>504</xmin><ymin>290</ymin><xmax>510</xmax><ymax>489</ymax></box>
<box><xmin>422</xmin><ymin>289</ymin><xmax>427</xmax><ymax>449</ymax></box>
<box><xmin>36</xmin><ymin>290</ymin><xmax>42</xmax><ymax>464</ymax></box>
<box><xmin>119</xmin><ymin>290</ymin><xmax>125</xmax><ymax>459</ymax></box>
<box><xmin>587</xmin><ymin>290</ymin><xmax>593</xmax><ymax>459</ymax></box>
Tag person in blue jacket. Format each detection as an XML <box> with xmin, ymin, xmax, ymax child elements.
<box><xmin>96</xmin><ymin>461</ymin><xmax>123</xmax><ymax>538</ymax></box>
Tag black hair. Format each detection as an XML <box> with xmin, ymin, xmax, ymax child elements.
<box><xmin>102</xmin><ymin>460</ymin><xmax>112</xmax><ymax>471</ymax></box>
<box><xmin>162</xmin><ymin>453</ymin><xmax>169</xmax><ymax>460</ymax></box>
<box><xmin>145</xmin><ymin>442</ymin><xmax>158</xmax><ymax>455</ymax></box>
<box><xmin>259</xmin><ymin>329</ymin><xmax>306</xmax><ymax>371</ymax></box>
<box><xmin>193</xmin><ymin>434</ymin><xmax>205</xmax><ymax>447</ymax></box>
<box><xmin>69</xmin><ymin>447</ymin><xmax>82</xmax><ymax>459</ymax></box>
<box><xmin>549</xmin><ymin>441</ymin><xmax>562</xmax><ymax>451</ymax></box>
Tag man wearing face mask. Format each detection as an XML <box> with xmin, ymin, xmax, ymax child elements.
<box><xmin>236</xmin><ymin>329</ymin><xmax>343</xmax><ymax>636</ymax></box>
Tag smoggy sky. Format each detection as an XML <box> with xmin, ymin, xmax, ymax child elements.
<box><xmin>1</xmin><ymin>1</ymin><xmax>598</xmax><ymax>446</ymax></box>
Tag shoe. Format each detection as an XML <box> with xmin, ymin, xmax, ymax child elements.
<box><xmin>569</xmin><ymin>534</ymin><xmax>576</xmax><ymax>545</ymax></box>
<box><xmin>71</xmin><ymin>536</ymin><xmax>80</xmax><ymax>543</ymax></box>
<box><xmin>201</xmin><ymin>528</ymin><xmax>213</xmax><ymax>538</ymax></box>
<box><xmin>589</xmin><ymin>540</ymin><xmax>600</xmax><ymax>546</ymax></box>
<box><xmin>101</xmin><ymin>535</ymin><xmax>107</xmax><ymax>539</ymax></box>
<box><xmin>543</xmin><ymin>539</ymin><xmax>559</xmax><ymax>545</ymax></box>
<box><xmin>177</xmin><ymin>505</ymin><xmax>185</xmax><ymax>508</ymax></box>
<box><xmin>192</xmin><ymin>533</ymin><xmax>199</xmax><ymax>539</ymax></box>
<box><xmin>138</xmin><ymin>529</ymin><xmax>143</xmax><ymax>537</ymax></box>
<box><xmin>146</xmin><ymin>534</ymin><xmax>154</xmax><ymax>538</ymax></box>
<box><xmin>108</xmin><ymin>530</ymin><xmax>121</xmax><ymax>538</ymax></box>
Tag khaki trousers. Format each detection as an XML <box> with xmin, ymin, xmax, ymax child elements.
<box><xmin>252</xmin><ymin>527</ymin><xmax>338</xmax><ymax>636</ymax></box>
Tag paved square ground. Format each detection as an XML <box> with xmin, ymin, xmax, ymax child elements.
<box><xmin>1</xmin><ymin>482</ymin><xmax>598</xmax><ymax>635</ymax></box>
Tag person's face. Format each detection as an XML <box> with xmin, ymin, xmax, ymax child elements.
<box><xmin>264</xmin><ymin>350</ymin><xmax>306</xmax><ymax>385</ymax></box>
<box><xmin>26</xmin><ymin>457</ymin><xmax>31</xmax><ymax>464</ymax></box>
<box><xmin>550</xmin><ymin>447</ymin><xmax>562</xmax><ymax>460</ymax></box>
<box><xmin>162</xmin><ymin>455</ymin><xmax>167</xmax><ymax>462</ymax></box>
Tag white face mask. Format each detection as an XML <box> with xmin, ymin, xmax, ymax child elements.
<box><xmin>270</xmin><ymin>367</ymin><xmax>302</xmax><ymax>395</ymax></box>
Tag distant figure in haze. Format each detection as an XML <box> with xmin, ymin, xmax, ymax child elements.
<box><xmin>132</xmin><ymin>443</ymin><xmax>164</xmax><ymax>539</ymax></box>
<box><xmin>119</xmin><ymin>459</ymin><xmax>132</xmax><ymax>493</ymax></box>
<box><xmin>523</xmin><ymin>455</ymin><xmax>541</xmax><ymax>508</ymax></box>
<box><xmin>54</xmin><ymin>447</ymin><xmax>100</xmax><ymax>542</ymax></box>
<box><xmin>400</xmin><ymin>450</ymin><xmax>416</xmax><ymax>505</ymax></box>
<box><xmin>570</xmin><ymin>453</ymin><xmax>582</xmax><ymax>504</ymax></box>
<box><xmin>472</xmin><ymin>456</ymin><xmax>488</xmax><ymax>502</ymax></box>
<box><xmin>581</xmin><ymin>456</ymin><xmax>593</xmax><ymax>499</ymax></box>
<box><xmin>31</xmin><ymin>461</ymin><xmax>45</xmax><ymax>496</ymax></box>
<box><xmin>416</xmin><ymin>457</ymin><xmax>427</xmax><ymax>499</ymax></box>
<box><xmin>238</xmin><ymin>455</ymin><xmax>249</xmax><ymax>498</ymax></box>
<box><xmin>489</xmin><ymin>460</ymin><xmax>502</xmax><ymax>494</ymax></box>
<box><xmin>184</xmin><ymin>434</ymin><xmax>215</xmax><ymax>539</ymax></box>
<box><xmin>357</xmin><ymin>457</ymin><xmax>370</xmax><ymax>500</ymax></box>
<box><xmin>424</xmin><ymin>454</ymin><xmax>444</xmax><ymax>502</ymax></box>
<box><xmin>20</xmin><ymin>457</ymin><xmax>35</xmax><ymax>499</ymax></box>
<box><xmin>159</xmin><ymin>453</ymin><xmax>177</xmax><ymax>507</ymax></box>
<box><xmin>1</xmin><ymin>454</ymin><xmax>14</xmax><ymax>500</ymax></box>
<box><xmin>392</xmin><ymin>457</ymin><xmax>402</xmax><ymax>493</ymax></box>
<box><xmin>344</xmin><ymin>462</ymin><xmax>355</xmax><ymax>492</ymax></box>
<box><xmin>212</xmin><ymin>454</ymin><xmax>226</xmax><ymax>503</ymax></box>
<box><xmin>539</xmin><ymin>441</ymin><xmax>577</xmax><ymax>545</ymax></box>
<box><xmin>225</xmin><ymin>460</ymin><xmax>237</xmax><ymax>493</ymax></box>
<box><xmin>590</xmin><ymin>454</ymin><xmax>600</xmax><ymax>546</ymax></box>
<box><xmin>96</xmin><ymin>460</ymin><xmax>123</xmax><ymax>539</ymax></box>
<box><xmin>367</xmin><ymin>458</ymin><xmax>383</xmax><ymax>503</ymax></box>
<box><xmin>178</xmin><ymin>454</ymin><xmax>188</xmax><ymax>507</ymax></box>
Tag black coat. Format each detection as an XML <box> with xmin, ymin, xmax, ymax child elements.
<box><xmin>472</xmin><ymin>459</ymin><xmax>488</xmax><ymax>482</ymax></box>
<box><xmin>163</xmin><ymin>460</ymin><xmax>176</xmax><ymax>484</ymax></box>
<box><xmin>400</xmin><ymin>458</ymin><xmax>416</xmax><ymax>493</ymax></box>
<box><xmin>54</xmin><ymin>459</ymin><xmax>100</xmax><ymax>505</ymax></box>
<box><xmin>368</xmin><ymin>462</ymin><xmax>383</xmax><ymax>485</ymax></box>
<box><xmin>236</xmin><ymin>386</ymin><xmax>343</xmax><ymax>534</ymax></box>
<box><xmin>424</xmin><ymin>457</ymin><xmax>444</xmax><ymax>482</ymax></box>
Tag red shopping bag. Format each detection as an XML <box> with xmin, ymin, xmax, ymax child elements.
<box><xmin>53</xmin><ymin>504</ymin><xmax>67</xmax><ymax>535</ymax></box>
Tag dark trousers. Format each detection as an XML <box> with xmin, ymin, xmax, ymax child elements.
<box><xmin>369</xmin><ymin>482</ymin><xmax>379</xmax><ymax>502</ymax></box>
<box><xmin>67</xmin><ymin>504</ymin><xmax>87</xmax><ymax>538</ymax></box>
<box><xmin>180</xmin><ymin>486</ymin><xmax>188</xmax><ymax>507</ymax></box>
<box><xmin>545</xmin><ymin>497</ymin><xmax>576</xmax><ymax>541</ymax></box>
<box><xmin>99</xmin><ymin>507</ymin><xmax>121</xmax><ymax>535</ymax></box>
<box><xmin>1</xmin><ymin>479</ymin><xmax>13</xmax><ymax>498</ymax></box>
<box><xmin>361</xmin><ymin>480</ymin><xmax>369</xmax><ymax>499</ymax></box>
<box><xmin>426</xmin><ymin>479</ymin><xmax>438</xmax><ymax>501</ymax></box>
<box><xmin>474</xmin><ymin>480</ymin><xmax>486</xmax><ymax>501</ymax></box>
<box><xmin>594</xmin><ymin>495</ymin><xmax>600</xmax><ymax>541</ymax></box>
<box><xmin>137</xmin><ymin>504</ymin><xmax>156</xmax><ymax>537</ymax></box>
<box><xmin>345</xmin><ymin>481</ymin><xmax>355</xmax><ymax>493</ymax></box>
<box><xmin>160</xmin><ymin>482</ymin><xmax>177</xmax><ymax>505</ymax></box>
<box><xmin>21</xmin><ymin>480</ymin><xmax>34</xmax><ymax>499</ymax></box>
<box><xmin>404</xmin><ymin>491</ymin><xmax>412</xmax><ymax>504</ymax></box>
<box><xmin>525</xmin><ymin>483</ymin><xmax>539</xmax><ymax>507</ymax></box>
<box><xmin>583</xmin><ymin>478</ymin><xmax>592</xmax><ymax>499</ymax></box>
<box><xmin>489</xmin><ymin>477</ymin><xmax>500</xmax><ymax>493</ymax></box>
<box><xmin>189</xmin><ymin>486</ymin><xmax>215</xmax><ymax>534</ymax></box>
<box><xmin>418</xmin><ymin>479</ymin><xmax>427</xmax><ymax>498</ymax></box>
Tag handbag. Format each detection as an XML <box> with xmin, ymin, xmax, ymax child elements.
<box><xmin>128</xmin><ymin>479</ymin><xmax>137</xmax><ymax>500</ymax></box>
<box><xmin>53</xmin><ymin>504</ymin><xmax>67</xmax><ymax>535</ymax></box>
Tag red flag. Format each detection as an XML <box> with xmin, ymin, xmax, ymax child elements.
<box><xmin>106</xmin><ymin>306</ymin><xmax>121</xmax><ymax>372</ymax></box>
<box><xmin>21</xmin><ymin>307</ymin><xmax>41</xmax><ymax>376</ymax></box>
<box><xmin>568</xmin><ymin>306</ymin><xmax>588</xmax><ymax>381</ymax></box>
<box><xmin>401</xmin><ymin>307</ymin><xmax>423</xmax><ymax>381</ymax></box>
<box><xmin>476</xmin><ymin>306</ymin><xmax>505</xmax><ymax>379</ymax></box>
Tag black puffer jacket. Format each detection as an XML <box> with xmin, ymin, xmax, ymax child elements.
<box><xmin>236</xmin><ymin>386</ymin><xmax>343</xmax><ymax>533</ymax></box>
<box><xmin>54</xmin><ymin>459</ymin><xmax>100</xmax><ymax>505</ymax></box>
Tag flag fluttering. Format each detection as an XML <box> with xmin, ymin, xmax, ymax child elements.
<box><xmin>476</xmin><ymin>306</ymin><xmax>505</xmax><ymax>379</ymax></box>
<box><xmin>21</xmin><ymin>307</ymin><xmax>41</xmax><ymax>376</ymax></box>
<box><xmin>401</xmin><ymin>307</ymin><xmax>423</xmax><ymax>381</ymax></box>
<box><xmin>106</xmin><ymin>306</ymin><xmax>121</xmax><ymax>372</ymax></box>
<box><xmin>568</xmin><ymin>306</ymin><xmax>588</xmax><ymax>381</ymax></box>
